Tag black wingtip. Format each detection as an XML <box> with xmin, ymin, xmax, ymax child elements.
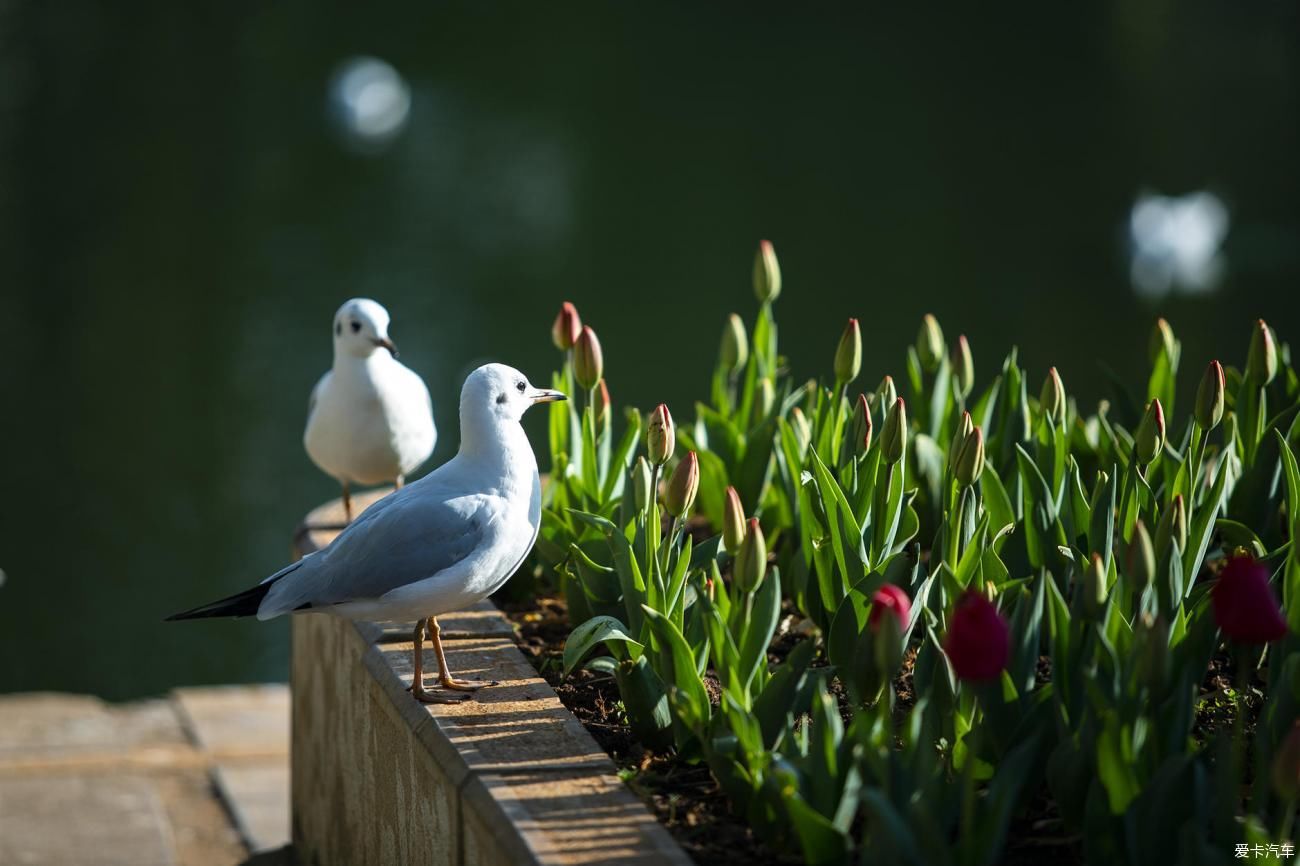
<box><xmin>165</xmin><ymin>581</ymin><xmax>274</xmax><ymax>622</ymax></box>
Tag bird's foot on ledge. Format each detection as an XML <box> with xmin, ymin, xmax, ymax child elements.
<box><xmin>440</xmin><ymin>676</ymin><xmax>498</xmax><ymax>692</ymax></box>
<box><xmin>410</xmin><ymin>681</ymin><xmax>471</xmax><ymax>704</ymax></box>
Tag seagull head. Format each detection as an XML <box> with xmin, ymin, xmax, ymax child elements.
<box><xmin>462</xmin><ymin>363</ymin><xmax>566</xmax><ymax>425</ymax></box>
<box><xmin>333</xmin><ymin>298</ymin><xmax>398</xmax><ymax>359</ymax></box>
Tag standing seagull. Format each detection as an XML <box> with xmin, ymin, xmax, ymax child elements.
<box><xmin>304</xmin><ymin>298</ymin><xmax>436</xmax><ymax>523</ymax></box>
<box><xmin>169</xmin><ymin>364</ymin><xmax>565</xmax><ymax>703</ymax></box>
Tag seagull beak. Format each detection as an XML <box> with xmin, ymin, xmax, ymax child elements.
<box><xmin>373</xmin><ymin>337</ymin><xmax>399</xmax><ymax>358</ymax></box>
<box><xmin>530</xmin><ymin>388</ymin><xmax>567</xmax><ymax>405</ymax></box>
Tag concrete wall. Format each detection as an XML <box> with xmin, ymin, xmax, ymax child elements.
<box><xmin>290</xmin><ymin>607</ymin><xmax>692</xmax><ymax>866</ymax></box>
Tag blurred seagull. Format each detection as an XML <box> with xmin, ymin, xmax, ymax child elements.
<box><xmin>304</xmin><ymin>298</ymin><xmax>437</xmax><ymax>522</ymax></box>
<box><xmin>169</xmin><ymin>364</ymin><xmax>565</xmax><ymax>703</ymax></box>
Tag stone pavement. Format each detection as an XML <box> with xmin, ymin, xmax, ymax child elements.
<box><xmin>0</xmin><ymin>685</ymin><xmax>293</xmax><ymax>866</ymax></box>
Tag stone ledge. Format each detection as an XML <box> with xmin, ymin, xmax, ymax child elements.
<box><xmin>290</xmin><ymin>491</ymin><xmax>692</xmax><ymax>866</ymax></box>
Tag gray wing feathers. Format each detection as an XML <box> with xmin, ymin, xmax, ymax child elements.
<box><xmin>258</xmin><ymin>489</ymin><xmax>489</xmax><ymax>618</ymax></box>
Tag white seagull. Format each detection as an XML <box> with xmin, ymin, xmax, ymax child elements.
<box><xmin>170</xmin><ymin>364</ymin><xmax>565</xmax><ymax>703</ymax></box>
<box><xmin>304</xmin><ymin>298</ymin><xmax>437</xmax><ymax>522</ymax></box>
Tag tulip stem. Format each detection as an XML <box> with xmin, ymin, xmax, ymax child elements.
<box><xmin>1186</xmin><ymin>424</ymin><xmax>1205</xmax><ymax>501</ymax></box>
<box><xmin>663</xmin><ymin>516</ymin><xmax>682</xmax><ymax>573</ymax></box>
<box><xmin>646</xmin><ymin>463</ymin><xmax>661</xmax><ymax>589</ymax></box>
<box><xmin>871</xmin><ymin>462</ymin><xmax>896</xmax><ymax>562</ymax></box>
<box><xmin>960</xmin><ymin>712</ymin><xmax>979</xmax><ymax>849</ymax></box>
<box><xmin>1234</xmin><ymin>649</ymin><xmax>1251</xmax><ymax>812</ymax></box>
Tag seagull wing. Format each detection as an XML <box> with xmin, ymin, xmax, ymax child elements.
<box><xmin>258</xmin><ymin>482</ymin><xmax>496</xmax><ymax>618</ymax></box>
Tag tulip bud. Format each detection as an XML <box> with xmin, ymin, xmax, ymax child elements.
<box><xmin>1213</xmin><ymin>555</ymin><xmax>1289</xmax><ymax>644</ymax></box>
<box><xmin>881</xmin><ymin>397</ymin><xmax>907</xmax><ymax>464</ymax></box>
<box><xmin>1135</xmin><ymin>399</ymin><xmax>1166</xmax><ymax>464</ymax></box>
<box><xmin>953</xmin><ymin>335</ymin><xmax>975</xmax><ymax>399</ymax></box>
<box><xmin>551</xmin><ymin>301</ymin><xmax>582</xmax><ymax>351</ymax></box>
<box><xmin>1194</xmin><ymin>360</ymin><xmax>1225</xmax><ymax>431</ymax></box>
<box><xmin>949</xmin><ymin>411</ymin><xmax>974</xmax><ymax>471</ymax></box>
<box><xmin>869</xmin><ymin>585</ymin><xmax>911</xmax><ymax>680</ymax></box>
<box><xmin>753</xmin><ymin>239</ymin><xmax>781</xmax><ymax>304</ymax></box>
<box><xmin>573</xmin><ymin>326</ymin><xmax>604</xmax><ymax>390</ymax></box>
<box><xmin>1148</xmin><ymin>317</ymin><xmax>1176</xmax><ymax>365</ymax></box>
<box><xmin>834</xmin><ymin>318</ymin><xmax>862</xmax><ymax>385</ymax></box>
<box><xmin>720</xmin><ymin>313</ymin><xmax>748</xmax><ymax>374</ymax></box>
<box><xmin>954</xmin><ymin>426</ymin><xmax>985</xmax><ymax>488</ymax></box>
<box><xmin>632</xmin><ymin>457</ymin><xmax>652</xmax><ymax>514</ymax></box>
<box><xmin>664</xmin><ymin>451</ymin><xmax>700</xmax><ymax>518</ymax></box>
<box><xmin>753</xmin><ymin>377</ymin><xmax>776</xmax><ymax>425</ymax></box>
<box><xmin>790</xmin><ymin>406</ymin><xmax>812</xmax><ymax>452</ymax></box>
<box><xmin>916</xmin><ymin>314</ymin><xmax>945</xmax><ymax>373</ymax></box>
<box><xmin>646</xmin><ymin>404</ymin><xmax>675</xmax><ymax>466</ymax></box>
<box><xmin>845</xmin><ymin>393</ymin><xmax>873</xmax><ymax>458</ymax></box>
<box><xmin>1040</xmin><ymin>367</ymin><xmax>1065</xmax><ymax>424</ymax></box>
<box><xmin>868</xmin><ymin>584</ymin><xmax>911</xmax><ymax>635</ymax></box>
<box><xmin>1136</xmin><ymin>612</ymin><xmax>1168</xmax><ymax>692</ymax></box>
<box><xmin>723</xmin><ymin>486</ymin><xmax>746</xmax><ymax>555</ymax></box>
<box><xmin>734</xmin><ymin>517</ymin><xmax>767</xmax><ymax>593</ymax></box>
<box><xmin>1082</xmin><ymin>552</ymin><xmax>1109</xmax><ymax>620</ymax></box>
<box><xmin>875</xmin><ymin>375</ymin><xmax>898</xmax><ymax>417</ymax></box>
<box><xmin>1126</xmin><ymin>520</ymin><xmax>1156</xmax><ymax>589</ymax></box>
<box><xmin>1154</xmin><ymin>494</ymin><xmax>1187</xmax><ymax>561</ymax></box>
<box><xmin>1246</xmin><ymin>319</ymin><xmax>1278</xmax><ymax>386</ymax></box>
<box><xmin>1272</xmin><ymin>720</ymin><xmax>1300</xmax><ymax>801</ymax></box>
<box><xmin>943</xmin><ymin>590</ymin><xmax>1010</xmax><ymax>682</ymax></box>
<box><xmin>595</xmin><ymin>379</ymin><xmax>611</xmax><ymax>426</ymax></box>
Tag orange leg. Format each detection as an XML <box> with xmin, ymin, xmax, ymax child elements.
<box><xmin>410</xmin><ymin>620</ymin><xmax>468</xmax><ymax>704</ymax></box>
<box><xmin>429</xmin><ymin>616</ymin><xmax>498</xmax><ymax>691</ymax></box>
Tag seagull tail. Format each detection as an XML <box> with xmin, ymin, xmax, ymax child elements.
<box><xmin>165</xmin><ymin>561</ymin><xmax>304</xmax><ymax>621</ymax></box>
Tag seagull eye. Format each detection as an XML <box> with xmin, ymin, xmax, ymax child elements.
<box><xmin>335</xmin><ymin>322</ymin><xmax>342</xmax><ymax>336</ymax></box>
<box><xmin>516</xmin><ymin>381</ymin><xmax>526</xmax><ymax>393</ymax></box>
<box><xmin>350</xmin><ymin>321</ymin><xmax>362</xmax><ymax>333</ymax></box>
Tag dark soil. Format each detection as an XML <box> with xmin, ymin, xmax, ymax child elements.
<box><xmin>501</xmin><ymin>594</ymin><xmax>798</xmax><ymax>866</ymax></box>
<box><xmin>498</xmin><ymin>591</ymin><xmax>1257</xmax><ymax>866</ymax></box>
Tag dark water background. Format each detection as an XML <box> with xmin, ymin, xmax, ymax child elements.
<box><xmin>1</xmin><ymin>3</ymin><xmax>1297</xmax><ymax>700</ymax></box>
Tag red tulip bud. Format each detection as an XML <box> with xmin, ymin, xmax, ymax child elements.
<box><xmin>664</xmin><ymin>451</ymin><xmax>700</xmax><ymax>518</ymax></box>
<box><xmin>834</xmin><ymin>318</ymin><xmax>862</xmax><ymax>385</ymax></box>
<box><xmin>1195</xmin><ymin>360</ymin><xmax>1225</xmax><ymax>431</ymax></box>
<box><xmin>953</xmin><ymin>335</ymin><xmax>975</xmax><ymax>399</ymax></box>
<box><xmin>844</xmin><ymin>393</ymin><xmax>872</xmax><ymax>458</ymax></box>
<box><xmin>595</xmin><ymin>379</ymin><xmax>611</xmax><ymax>425</ymax></box>
<box><xmin>551</xmin><ymin>301</ymin><xmax>582</xmax><ymax>351</ymax></box>
<box><xmin>1040</xmin><ymin>367</ymin><xmax>1066</xmax><ymax>424</ymax></box>
<box><xmin>723</xmin><ymin>486</ymin><xmax>746</xmax><ymax>555</ymax></box>
<box><xmin>735</xmin><ymin>517</ymin><xmax>767</xmax><ymax>593</ymax></box>
<box><xmin>868</xmin><ymin>584</ymin><xmax>911</xmax><ymax>635</ymax></box>
<box><xmin>573</xmin><ymin>326</ymin><xmax>604</xmax><ymax>390</ymax></box>
<box><xmin>753</xmin><ymin>239</ymin><xmax>782</xmax><ymax>304</ymax></box>
<box><xmin>881</xmin><ymin>397</ymin><xmax>907</xmax><ymax>464</ymax></box>
<box><xmin>1212</xmin><ymin>556</ymin><xmax>1289</xmax><ymax>644</ymax></box>
<box><xmin>943</xmin><ymin>590</ymin><xmax>1010</xmax><ymax>682</ymax></box>
<box><xmin>646</xmin><ymin>404</ymin><xmax>675</xmax><ymax>466</ymax></box>
<box><xmin>916</xmin><ymin>314</ymin><xmax>945</xmax><ymax>373</ymax></box>
<box><xmin>1246</xmin><ymin>318</ymin><xmax>1278</xmax><ymax>386</ymax></box>
<box><xmin>1135</xmin><ymin>399</ymin><xmax>1166</xmax><ymax>465</ymax></box>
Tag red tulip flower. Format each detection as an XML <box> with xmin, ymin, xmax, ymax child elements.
<box><xmin>1212</xmin><ymin>556</ymin><xmax>1288</xmax><ymax>644</ymax></box>
<box><xmin>551</xmin><ymin>301</ymin><xmax>582</xmax><ymax>350</ymax></box>
<box><xmin>868</xmin><ymin>584</ymin><xmax>911</xmax><ymax>634</ymax></box>
<box><xmin>944</xmin><ymin>590</ymin><xmax>1010</xmax><ymax>682</ymax></box>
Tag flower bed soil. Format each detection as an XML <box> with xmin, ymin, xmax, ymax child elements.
<box><xmin>498</xmin><ymin>593</ymin><xmax>1259</xmax><ymax>866</ymax></box>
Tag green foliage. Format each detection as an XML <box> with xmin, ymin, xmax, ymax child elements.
<box><xmin>536</xmin><ymin>274</ymin><xmax>1300</xmax><ymax>865</ymax></box>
